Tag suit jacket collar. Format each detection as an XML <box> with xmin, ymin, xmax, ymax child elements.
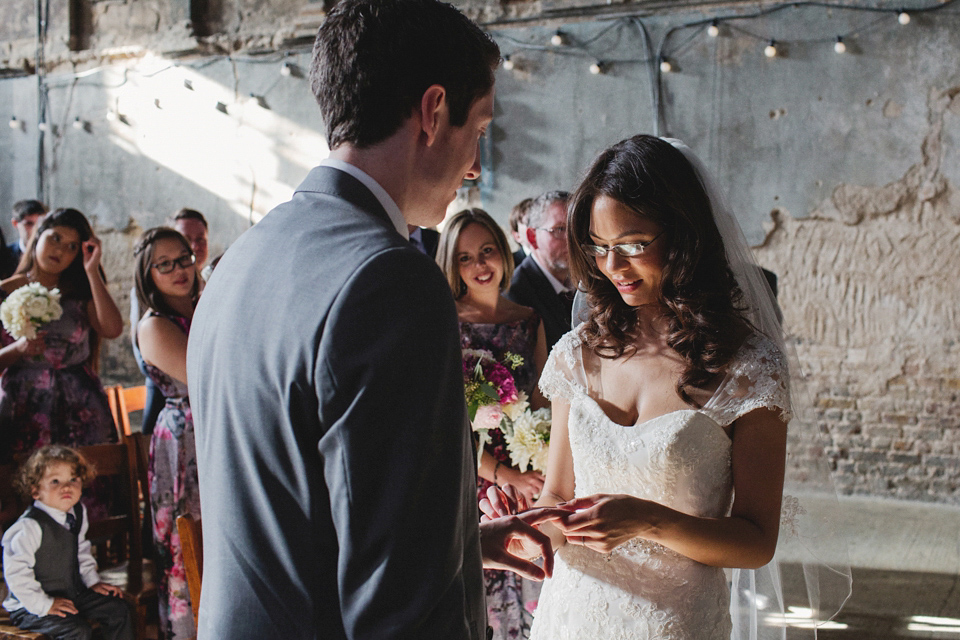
<box><xmin>296</xmin><ymin>165</ymin><xmax>396</xmax><ymax>233</ymax></box>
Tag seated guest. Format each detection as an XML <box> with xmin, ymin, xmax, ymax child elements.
<box><xmin>508</xmin><ymin>197</ymin><xmax>533</xmax><ymax>268</ymax></box>
<box><xmin>505</xmin><ymin>190</ymin><xmax>573</xmax><ymax>351</ymax></box>
<box><xmin>2</xmin><ymin>445</ymin><xmax>132</xmax><ymax>640</ymax></box>
<box><xmin>9</xmin><ymin>199</ymin><xmax>47</xmax><ymax>267</ymax></box>
<box><xmin>0</xmin><ymin>227</ymin><xmax>18</xmax><ymax>280</ymax></box>
<box><xmin>133</xmin><ymin>227</ymin><xmax>201</xmax><ymax>640</ymax></box>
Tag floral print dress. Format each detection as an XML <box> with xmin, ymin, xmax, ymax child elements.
<box><xmin>460</xmin><ymin>313</ymin><xmax>542</xmax><ymax>640</ymax></box>
<box><xmin>139</xmin><ymin>311</ymin><xmax>199</xmax><ymax>640</ymax></box>
<box><xmin>0</xmin><ymin>293</ymin><xmax>116</xmax><ymax>463</ymax></box>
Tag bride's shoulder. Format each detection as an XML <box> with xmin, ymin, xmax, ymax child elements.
<box><xmin>728</xmin><ymin>331</ymin><xmax>788</xmax><ymax>379</ymax></box>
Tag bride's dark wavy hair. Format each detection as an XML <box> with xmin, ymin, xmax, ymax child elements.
<box><xmin>568</xmin><ymin>134</ymin><xmax>748</xmax><ymax>405</ymax></box>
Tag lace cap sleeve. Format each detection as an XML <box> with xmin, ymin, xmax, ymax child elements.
<box><xmin>705</xmin><ymin>333</ymin><xmax>792</xmax><ymax>427</ymax></box>
<box><xmin>539</xmin><ymin>328</ymin><xmax>587</xmax><ymax>402</ymax></box>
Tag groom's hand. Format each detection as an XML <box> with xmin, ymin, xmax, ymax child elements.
<box><xmin>479</xmin><ymin>508</ymin><xmax>566</xmax><ymax>581</ymax></box>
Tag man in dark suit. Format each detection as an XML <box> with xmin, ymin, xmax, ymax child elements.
<box><xmin>508</xmin><ymin>197</ymin><xmax>533</xmax><ymax>268</ymax></box>
<box><xmin>408</xmin><ymin>224</ymin><xmax>440</xmax><ymax>258</ymax></box>
<box><xmin>507</xmin><ymin>190</ymin><xmax>573</xmax><ymax>351</ymax></box>
<box><xmin>187</xmin><ymin>2</ymin><xmax>555</xmax><ymax>639</ymax></box>
<box><xmin>9</xmin><ymin>199</ymin><xmax>47</xmax><ymax>265</ymax></box>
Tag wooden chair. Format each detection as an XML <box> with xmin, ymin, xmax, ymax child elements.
<box><xmin>176</xmin><ymin>514</ymin><xmax>203</xmax><ymax>636</ymax></box>
<box><xmin>106</xmin><ymin>384</ymin><xmax>148</xmax><ymax>440</ymax></box>
<box><xmin>78</xmin><ymin>441</ymin><xmax>157</xmax><ymax>640</ymax></box>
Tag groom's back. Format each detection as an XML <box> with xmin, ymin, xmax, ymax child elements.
<box><xmin>188</xmin><ymin>166</ymin><xmax>482</xmax><ymax>639</ymax></box>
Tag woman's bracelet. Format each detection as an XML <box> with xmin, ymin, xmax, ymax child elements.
<box><xmin>493</xmin><ymin>461</ymin><xmax>501</xmax><ymax>486</ymax></box>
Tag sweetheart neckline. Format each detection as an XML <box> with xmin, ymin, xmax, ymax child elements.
<box><xmin>579</xmin><ymin>394</ymin><xmax>732</xmax><ymax>439</ymax></box>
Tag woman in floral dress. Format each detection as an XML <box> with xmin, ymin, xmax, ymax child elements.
<box><xmin>437</xmin><ymin>208</ymin><xmax>548</xmax><ymax>640</ymax></box>
<box><xmin>133</xmin><ymin>227</ymin><xmax>201</xmax><ymax>640</ymax></box>
<box><xmin>0</xmin><ymin>208</ymin><xmax>123</xmax><ymax>463</ymax></box>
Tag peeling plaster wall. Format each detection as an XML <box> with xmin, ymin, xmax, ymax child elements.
<box><xmin>2</xmin><ymin>1</ymin><xmax>960</xmax><ymax>501</ymax></box>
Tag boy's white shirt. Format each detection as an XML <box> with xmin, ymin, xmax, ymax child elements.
<box><xmin>1</xmin><ymin>500</ymin><xmax>101</xmax><ymax>616</ymax></box>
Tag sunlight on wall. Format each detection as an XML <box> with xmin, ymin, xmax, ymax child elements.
<box><xmin>103</xmin><ymin>55</ymin><xmax>328</xmax><ymax>224</ymax></box>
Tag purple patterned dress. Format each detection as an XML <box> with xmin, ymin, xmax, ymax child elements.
<box><xmin>460</xmin><ymin>313</ymin><xmax>542</xmax><ymax>640</ymax></box>
<box><xmin>0</xmin><ymin>293</ymin><xmax>116</xmax><ymax>463</ymax></box>
<box><xmin>139</xmin><ymin>311</ymin><xmax>200</xmax><ymax>640</ymax></box>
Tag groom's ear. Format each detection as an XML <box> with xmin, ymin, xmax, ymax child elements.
<box><xmin>419</xmin><ymin>85</ymin><xmax>447</xmax><ymax>147</ymax></box>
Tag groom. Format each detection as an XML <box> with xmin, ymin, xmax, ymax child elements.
<box><xmin>187</xmin><ymin>1</ymin><xmax>555</xmax><ymax>638</ymax></box>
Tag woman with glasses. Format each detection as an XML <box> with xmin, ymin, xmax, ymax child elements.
<box><xmin>484</xmin><ymin>135</ymin><xmax>813</xmax><ymax>639</ymax></box>
<box><xmin>133</xmin><ymin>227</ymin><xmax>201</xmax><ymax>640</ymax></box>
<box><xmin>0</xmin><ymin>208</ymin><xmax>123</xmax><ymax>463</ymax></box>
<box><xmin>436</xmin><ymin>208</ymin><xmax>548</xmax><ymax>640</ymax></box>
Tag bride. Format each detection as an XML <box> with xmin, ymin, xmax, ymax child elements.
<box><xmin>489</xmin><ymin>134</ymin><xmax>825</xmax><ymax>639</ymax></box>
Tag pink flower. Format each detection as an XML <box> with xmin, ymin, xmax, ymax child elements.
<box><xmin>487</xmin><ymin>362</ymin><xmax>518</xmax><ymax>404</ymax></box>
<box><xmin>474</xmin><ymin>404</ymin><xmax>503</xmax><ymax>431</ymax></box>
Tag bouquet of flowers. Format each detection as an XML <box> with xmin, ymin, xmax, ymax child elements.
<box><xmin>462</xmin><ymin>348</ymin><xmax>551</xmax><ymax>473</ymax></box>
<box><xmin>0</xmin><ymin>282</ymin><xmax>63</xmax><ymax>340</ymax></box>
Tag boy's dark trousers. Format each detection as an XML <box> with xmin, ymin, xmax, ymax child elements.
<box><xmin>9</xmin><ymin>588</ymin><xmax>133</xmax><ymax>640</ymax></box>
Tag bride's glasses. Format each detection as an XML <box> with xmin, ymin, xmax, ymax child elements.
<box><xmin>151</xmin><ymin>253</ymin><xmax>196</xmax><ymax>274</ymax></box>
<box><xmin>581</xmin><ymin>231</ymin><xmax>663</xmax><ymax>258</ymax></box>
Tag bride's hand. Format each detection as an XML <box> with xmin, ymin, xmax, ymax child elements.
<box><xmin>553</xmin><ymin>494</ymin><xmax>660</xmax><ymax>554</ymax></box>
<box><xmin>479</xmin><ymin>508</ymin><xmax>568</xmax><ymax>580</ymax></box>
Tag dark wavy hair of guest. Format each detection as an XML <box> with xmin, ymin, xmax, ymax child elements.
<box><xmin>16</xmin><ymin>208</ymin><xmax>99</xmax><ymax>300</ymax></box>
<box><xmin>133</xmin><ymin>227</ymin><xmax>200</xmax><ymax>321</ymax></box>
<box><xmin>568</xmin><ymin>134</ymin><xmax>748</xmax><ymax>406</ymax></box>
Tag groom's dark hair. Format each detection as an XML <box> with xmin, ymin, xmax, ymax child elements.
<box><xmin>310</xmin><ymin>0</ymin><xmax>500</xmax><ymax>150</ymax></box>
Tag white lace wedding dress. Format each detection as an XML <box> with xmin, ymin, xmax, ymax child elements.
<box><xmin>530</xmin><ymin>328</ymin><xmax>791</xmax><ymax>640</ymax></box>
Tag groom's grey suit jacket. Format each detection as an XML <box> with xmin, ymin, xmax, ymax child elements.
<box><xmin>187</xmin><ymin>166</ymin><xmax>486</xmax><ymax>640</ymax></box>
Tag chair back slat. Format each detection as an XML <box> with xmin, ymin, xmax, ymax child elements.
<box><xmin>177</xmin><ymin>514</ymin><xmax>203</xmax><ymax>634</ymax></box>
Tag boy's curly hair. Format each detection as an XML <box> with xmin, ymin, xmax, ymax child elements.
<box><xmin>16</xmin><ymin>445</ymin><xmax>97</xmax><ymax>500</ymax></box>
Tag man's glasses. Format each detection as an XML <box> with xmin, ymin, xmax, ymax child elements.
<box><xmin>151</xmin><ymin>253</ymin><xmax>196</xmax><ymax>274</ymax></box>
<box><xmin>534</xmin><ymin>226</ymin><xmax>567</xmax><ymax>239</ymax></box>
<box><xmin>581</xmin><ymin>232</ymin><xmax>663</xmax><ymax>258</ymax></box>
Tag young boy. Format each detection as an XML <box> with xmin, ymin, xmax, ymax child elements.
<box><xmin>2</xmin><ymin>445</ymin><xmax>133</xmax><ymax>640</ymax></box>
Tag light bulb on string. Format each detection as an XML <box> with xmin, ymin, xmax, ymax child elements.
<box><xmin>707</xmin><ymin>21</ymin><xmax>720</xmax><ymax>38</ymax></box>
<box><xmin>37</xmin><ymin>121</ymin><xmax>49</xmax><ymax>132</ymax></box>
<box><xmin>764</xmin><ymin>40</ymin><xmax>778</xmax><ymax>58</ymax></box>
<box><xmin>898</xmin><ymin>10</ymin><xmax>911</xmax><ymax>24</ymax></box>
<box><xmin>550</xmin><ymin>30</ymin><xmax>566</xmax><ymax>46</ymax></box>
<box><xmin>659</xmin><ymin>58</ymin><xmax>673</xmax><ymax>73</ymax></box>
<box><xmin>72</xmin><ymin>117</ymin><xmax>84</xmax><ymax>130</ymax></box>
<box><xmin>589</xmin><ymin>61</ymin><xmax>606</xmax><ymax>75</ymax></box>
<box><xmin>9</xmin><ymin>116</ymin><xmax>21</xmax><ymax>130</ymax></box>
<box><xmin>834</xmin><ymin>36</ymin><xmax>847</xmax><ymax>54</ymax></box>
<box><xmin>502</xmin><ymin>55</ymin><xmax>514</xmax><ymax>71</ymax></box>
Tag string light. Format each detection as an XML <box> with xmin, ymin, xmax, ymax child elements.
<box><xmin>707</xmin><ymin>21</ymin><xmax>720</xmax><ymax>37</ymax></box>
<box><xmin>764</xmin><ymin>40</ymin><xmax>778</xmax><ymax>58</ymax></box>
<box><xmin>834</xmin><ymin>36</ymin><xmax>847</xmax><ymax>54</ymax></box>
<box><xmin>72</xmin><ymin>117</ymin><xmax>85</xmax><ymax>130</ymax></box>
<box><xmin>898</xmin><ymin>10</ymin><xmax>911</xmax><ymax>24</ymax></box>
<box><xmin>589</xmin><ymin>60</ymin><xmax>606</xmax><ymax>75</ymax></box>
<box><xmin>659</xmin><ymin>58</ymin><xmax>673</xmax><ymax>73</ymax></box>
<box><xmin>280</xmin><ymin>61</ymin><xmax>294</xmax><ymax>77</ymax></box>
<box><xmin>37</xmin><ymin>121</ymin><xmax>49</xmax><ymax>132</ymax></box>
<box><xmin>502</xmin><ymin>55</ymin><xmax>515</xmax><ymax>71</ymax></box>
<box><xmin>550</xmin><ymin>30</ymin><xmax>566</xmax><ymax>46</ymax></box>
<box><xmin>8</xmin><ymin>116</ymin><xmax>21</xmax><ymax>130</ymax></box>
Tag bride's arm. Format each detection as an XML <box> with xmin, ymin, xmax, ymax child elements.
<box><xmin>531</xmin><ymin>397</ymin><xmax>576</xmax><ymax>551</ymax></box>
<box><xmin>556</xmin><ymin>407</ymin><xmax>787</xmax><ymax>569</ymax></box>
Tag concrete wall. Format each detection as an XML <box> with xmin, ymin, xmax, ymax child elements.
<box><xmin>1</xmin><ymin>1</ymin><xmax>959</xmax><ymax>501</ymax></box>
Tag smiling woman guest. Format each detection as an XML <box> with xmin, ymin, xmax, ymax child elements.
<box><xmin>436</xmin><ymin>208</ymin><xmax>548</xmax><ymax>640</ymax></box>
<box><xmin>133</xmin><ymin>227</ymin><xmax>201</xmax><ymax>640</ymax></box>
<box><xmin>0</xmin><ymin>208</ymin><xmax>123</xmax><ymax>464</ymax></box>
